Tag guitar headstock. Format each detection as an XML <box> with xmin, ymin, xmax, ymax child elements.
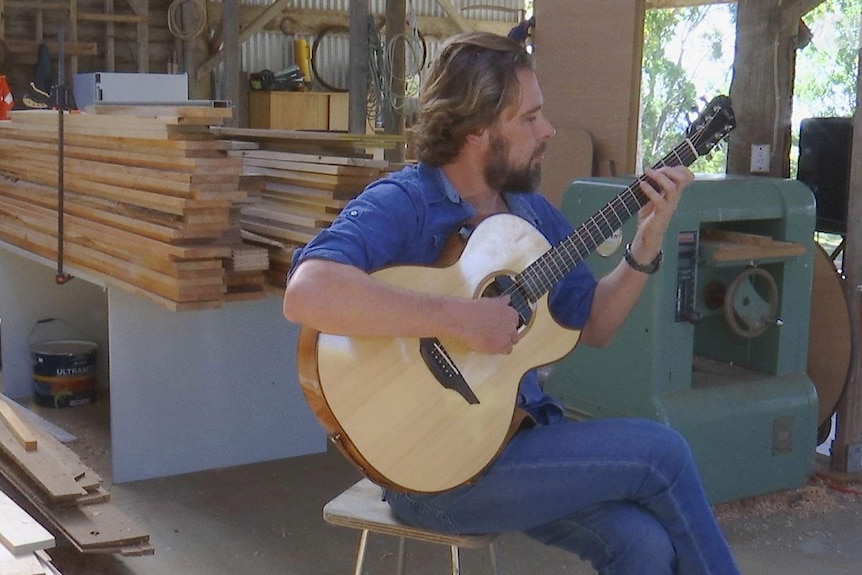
<box><xmin>686</xmin><ymin>95</ymin><xmax>736</xmax><ymax>159</ymax></box>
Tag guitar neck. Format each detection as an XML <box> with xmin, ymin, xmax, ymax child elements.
<box><xmin>516</xmin><ymin>138</ymin><xmax>701</xmax><ymax>302</ymax></box>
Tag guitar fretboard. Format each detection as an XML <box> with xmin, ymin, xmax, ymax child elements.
<box><xmin>514</xmin><ymin>138</ymin><xmax>700</xmax><ymax>303</ymax></box>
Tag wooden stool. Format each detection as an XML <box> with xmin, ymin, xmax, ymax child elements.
<box><xmin>324</xmin><ymin>478</ymin><xmax>500</xmax><ymax>575</ymax></box>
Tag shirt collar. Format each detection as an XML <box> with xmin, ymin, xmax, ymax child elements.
<box><xmin>434</xmin><ymin>166</ymin><xmax>464</xmax><ymax>204</ymax></box>
<box><xmin>424</xmin><ymin>163</ymin><xmax>541</xmax><ymax>227</ymax></box>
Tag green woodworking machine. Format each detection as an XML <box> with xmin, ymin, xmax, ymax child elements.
<box><xmin>546</xmin><ymin>176</ymin><xmax>818</xmax><ymax>503</ymax></box>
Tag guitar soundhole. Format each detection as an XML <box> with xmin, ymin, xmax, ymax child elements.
<box><xmin>482</xmin><ymin>274</ymin><xmax>533</xmax><ymax>328</ymax></box>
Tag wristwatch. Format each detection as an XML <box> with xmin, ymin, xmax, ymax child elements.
<box><xmin>624</xmin><ymin>243</ymin><xmax>663</xmax><ymax>274</ymax></box>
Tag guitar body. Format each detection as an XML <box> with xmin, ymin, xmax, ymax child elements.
<box><xmin>298</xmin><ymin>214</ymin><xmax>581</xmax><ymax>493</ymax></box>
<box><xmin>297</xmin><ymin>94</ymin><xmax>737</xmax><ymax>493</ymax></box>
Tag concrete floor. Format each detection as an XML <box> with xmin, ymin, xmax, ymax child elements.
<box><xmin>12</xmin><ymin>399</ymin><xmax>862</xmax><ymax>575</ymax></box>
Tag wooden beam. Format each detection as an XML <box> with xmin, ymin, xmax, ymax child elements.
<box><xmin>179</xmin><ymin>0</ymin><xmax>209</xmax><ymax>98</ymax></box>
<box><xmin>434</xmin><ymin>0</ymin><xmax>472</xmax><ymax>32</ymax></box>
<box><xmin>222</xmin><ymin>0</ymin><xmax>240</xmax><ymax>127</ymax></box>
<box><xmin>831</xmin><ymin>4</ymin><xmax>862</xmax><ymax>474</ymax></box>
<box><xmin>646</xmin><ymin>0</ymin><xmax>733</xmax><ymax>7</ymax></box>
<box><xmin>4</xmin><ymin>0</ymin><xmax>69</xmax><ymax>8</ymax></box>
<box><xmin>196</xmin><ymin>0</ymin><xmax>294</xmax><ymax>82</ymax></box>
<box><xmin>384</xmin><ymin>0</ymin><xmax>406</xmax><ymax>163</ymax></box>
<box><xmin>105</xmin><ymin>0</ymin><xmax>115</xmax><ymax>71</ymax></box>
<box><xmin>70</xmin><ymin>0</ymin><xmax>78</xmax><ymax>75</ymax></box>
<box><xmin>123</xmin><ymin>0</ymin><xmax>146</xmax><ymax>14</ymax></box>
<box><xmin>126</xmin><ymin>0</ymin><xmax>149</xmax><ymax>72</ymax></box>
<box><xmin>36</xmin><ymin>0</ymin><xmax>45</xmax><ymax>43</ymax></box>
<box><xmin>0</xmin><ymin>488</ymin><xmax>54</xmax><ymax>554</ymax></box>
<box><xmin>77</xmin><ymin>11</ymin><xmax>146</xmax><ymax>23</ymax></box>
<box><xmin>211</xmin><ymin>5</ymin><xmax>513</xmax><ymax>38</ymax></box>
<box><xmin>0</xmin><ymin>398</ymin><xmax>37</xmax><ymax>451</ymax></box>
<box><xmin>797</xmin><ymin>0</ymin><xmax>827</xmax><ymax>17</ymax></box>
<box><xmin>727</xmin><ymin>0</ymin><xmax>795</xmax><ymax>177</ymax></box>
<box><xmin>4</xmin><ymin>39</ymin><xmax>97</xmax><ymax>55</ymax></box>
<box><xmin>0</xmin><ymin>415</ymin><xmax>89</xmax><ymax>501</ymax></box>
<box><xmin>643</xmin><ymin>0</ymin><xmax>827</xmax><ymax>11</ymax></box>
<box><xmin>348</xmin><ymin>0</ymin><xmax>369</xmax><ymax>134</ymax></box>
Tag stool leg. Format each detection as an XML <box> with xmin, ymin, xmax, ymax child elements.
<box><xmin>353</xmin><ymin>529</ymin><xmax>370</xmax><ymax>575</ymax></box>
<box><xmin>396</xmin><ymin>537</ymin><xmax>407</xmax><ymax>575</ymax></box>
<box><xmin>488</xmin><ymin>542</ymin><xmax>500</xmax><ymax>575</ymax></box>
<box><xmin>450</xmin><ymin>545</ymin><xmax>461</xmax><ymax>575</ymax></box>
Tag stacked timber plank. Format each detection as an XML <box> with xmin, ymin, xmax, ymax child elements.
<box><xmin>0</xmin><ymin>483</ymin><xmax>57</xmax><ymax>575</ymax></box>
<box><xmin>0</xmin><ymin>107</ymin><xmax>268</xmax><ymax>310</ymax></box>
<box><xmin>0</xmin><ymin>395</ymin><xmax>152</xmax><ymax>557</ymax></box>
<box><xmin>214</xmin><ymin>127</ymin><xmax>404</xmax><ymax>288</ymax></box>
<box><xmin>0</xmin><ymin>549</ymin><xmax>63</xmax><ymax>575</ymax></box>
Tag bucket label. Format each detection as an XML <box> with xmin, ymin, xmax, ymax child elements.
<box><xmin>30</xmin><ymin>339</ymin><xmax>98</xmax><ymax>408</ymax></box>
<box><xmin>55</xmin><ymin>365</ymin><xmax>95</xmax><ymax>377</ymax></box>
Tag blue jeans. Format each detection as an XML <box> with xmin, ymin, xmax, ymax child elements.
<box><xmin>384</xmin><ymin>418</ymin><xmax>740</xmax><ymax>575</ymax></box>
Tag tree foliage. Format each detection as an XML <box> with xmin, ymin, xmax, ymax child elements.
<box><xmin>640</xmin><ymin>1</ymin><xmax>861</xmax><ymax>176</ymax></box>
<box><xmin>794</xmin><ymin>0</ymin><xmax>860</xmax><ymax>118</ymax></box>
<box><xmin>641</xmin><ymin>9</ymin><xmax>698</xmax><ymax>169</ymax></box>
<box><xmin>641</xmin><ymin>5</ymin><xmax>736</xmax><ymax>174</ymax></box>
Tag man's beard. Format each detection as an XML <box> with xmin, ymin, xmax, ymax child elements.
<box><xmin>483</xmin><ymin>131</ymin><xmax>545</xmax><ymax>193</ymax></box>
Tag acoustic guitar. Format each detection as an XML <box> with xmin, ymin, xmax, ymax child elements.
<box><xmin>298</xmin><ymin>95</ymin><xmax>736</xmax><ymax>493</ymax></box>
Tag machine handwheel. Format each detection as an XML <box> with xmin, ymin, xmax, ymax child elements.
<box><xmin>723</xmin><ymin>266</ymin><xmax>779</xmax><ymax>338</ymax></box>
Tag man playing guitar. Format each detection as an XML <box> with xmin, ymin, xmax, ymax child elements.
<box><xmin>283</xmin><ymin>32</ymin><xmax>740</xmax><ymax>575</ymax></box>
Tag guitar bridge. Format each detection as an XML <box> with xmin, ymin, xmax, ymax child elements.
<box><xmin>419</xmin><ymin>338</ymin><xmax>479</xmax><ymax>404</ymax></box>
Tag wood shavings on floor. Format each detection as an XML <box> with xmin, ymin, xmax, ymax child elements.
<box><xmin>714</xmin><ymin>477</ymin><xmax>861</xmax><ymax>523</ymax></box>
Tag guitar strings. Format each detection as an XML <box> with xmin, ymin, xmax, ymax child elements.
<box><xmin>494</xmin><ymin>112</ymin><xmax>720</xmax><ymax>320</ymax></box>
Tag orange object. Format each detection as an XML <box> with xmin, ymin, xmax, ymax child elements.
<box><xmin>0</xmin><ymin>75</ymin><xmax>13</xmax><ymax>120</ymax></box>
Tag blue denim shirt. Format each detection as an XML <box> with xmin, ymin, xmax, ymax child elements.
<box><xmin>292</xmin><ymin>163</ymin><xmax>597</xmax><ymax>424</ymax></box>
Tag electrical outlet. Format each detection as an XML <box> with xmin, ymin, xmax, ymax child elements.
<box><xmin>750</xmin><ymin>144</ymin><xmax>771</xmax><ymax>173</ymax></box>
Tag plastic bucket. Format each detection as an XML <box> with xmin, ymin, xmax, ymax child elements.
<box><xmin>31</xmin><ymin>340</ymin><xmax>98</xmax><ymax>408</ymax></box>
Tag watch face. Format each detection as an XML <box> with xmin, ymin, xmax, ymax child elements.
<box><xmin>596</xmin><ymin>228</ymin><xmax>623</xmax><ymax>257</ymax></box>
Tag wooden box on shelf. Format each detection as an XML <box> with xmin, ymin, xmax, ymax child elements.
<box><xmin>248</xmin><ymin>91</ymin><xmax>349</xmax><ymax>131</ymax></box>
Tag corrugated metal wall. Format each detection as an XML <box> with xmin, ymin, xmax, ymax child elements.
<box><xmin>235</xmin><ymin>0</ymin><xmax>525</xmax><ymax>94</ymax></box>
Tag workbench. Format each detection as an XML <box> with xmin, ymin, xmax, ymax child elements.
<box><xmin>0</xmin><ymin>245</ymin><xmax>325</xmax><ymax>483</ymax></box>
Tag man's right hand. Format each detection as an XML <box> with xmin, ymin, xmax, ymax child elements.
<box><xmin>451</xmin><ymin>295</ymin><xmax>521</xmax><ymax>355</ymax></box>
<box><xmin>285</xmin><ymin>260</ymin><xmax>521</xmax><ymax>355</ymax></box>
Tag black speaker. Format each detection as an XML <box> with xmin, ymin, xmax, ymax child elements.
<box><xmin>796</xmin><ymin>116</ymin><xmax>853</xmax><ymax>234</ymax></box>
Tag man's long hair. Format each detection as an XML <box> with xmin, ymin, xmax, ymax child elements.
<box><xmin>412</xmin><ymin>32</ymin><xmax>535</xmax><ymax>167</ymax></box>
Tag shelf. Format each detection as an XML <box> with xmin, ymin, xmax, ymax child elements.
<box><xmin>699</xmin><ymin>229</ymin><xmax>806</xmax><ymax>264</ymax></box>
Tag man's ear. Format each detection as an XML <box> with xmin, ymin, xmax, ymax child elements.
<box><xmin>465</xmin><ymin>128</ymin><xmax>488</xmax><ymax>147</ymax></box>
